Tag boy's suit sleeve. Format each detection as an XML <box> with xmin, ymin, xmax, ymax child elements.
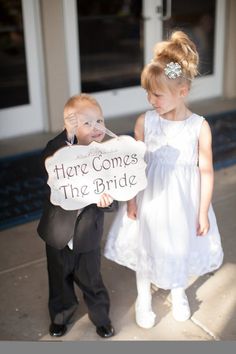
<box><xmin>43</xmin><ymin>130</ymin><xmax>72</xmax><ymax>160</ymax></box>
<box><xmin>37</xmin><ymin>130</ymin><xmax>78</xmax><ymax>249</ymax></box>
<box><xmin>98</xmin><ymin>200</ymin><xmax>119</xmax><ymax>213</ymax></box>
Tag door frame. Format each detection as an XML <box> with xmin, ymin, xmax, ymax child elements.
<box><xmin>145</xmin><ymin>0</ymin><xmax>226</xmax><ymax>102</ymax></box>
<box><xmin>188</xmin><ymin>0</ymin><xmax>226</xmax><ymax>101</ymax></box>
<box><xmin>0</xmin><ymin>0</ymin><xmax>47</xmax><ymax>139</ymax></box>
<box><xmin>63</xmin><ymin>0</ymin><xmax>226</xmax><ymax>118</ymax></box>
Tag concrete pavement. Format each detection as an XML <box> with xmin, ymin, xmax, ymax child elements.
<box><xmin>0</xmin><ymin>164</ymin><xmax>235</xmax><ymax>341</ymax></box>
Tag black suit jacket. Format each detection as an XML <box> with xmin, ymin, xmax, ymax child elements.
<box><xmin>37</xmin><ymin>130</ymin><xmax>118</xmax><ymax>252</ymax></box>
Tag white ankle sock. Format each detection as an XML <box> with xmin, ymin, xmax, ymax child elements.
<box><xmin>171</xmin><ymin>287</ymin><xmax>190</xmax><ymax>322</ymax></box>
<box><xmin>135</xmin><ymin>273</ymin><xmax>156</xmax><ymax>328</ymax></box>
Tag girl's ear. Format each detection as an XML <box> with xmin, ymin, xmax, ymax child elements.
<box><xmin>180</xmin><ymin>84</ymin><xmax>189</xmax><ymax>98</ymax></box>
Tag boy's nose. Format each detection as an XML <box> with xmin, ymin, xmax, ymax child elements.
<box><xmin>93</xmin><ymin>127</ymin><xmax>100</xmax><ymax>134</ymax></box>
<box><xmin>93</xmin><ymin>122</ymin><xmax>105</xmax><ymax>133</ymax></box>
<box><xmin>92</xmin><ymin>124</ymin><xmax>100</xmax><ymax>132</ymax></box>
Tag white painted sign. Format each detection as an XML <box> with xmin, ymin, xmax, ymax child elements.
<box><xmin>45</xmin><ymin>135</ymin><xmax>147</xmax><ymax>210</ymax></box>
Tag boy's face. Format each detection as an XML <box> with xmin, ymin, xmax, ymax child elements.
<box><xmin>66</xmin><ymin>102</ymin><xmax>105</xmax><ymax>145</ymax></box>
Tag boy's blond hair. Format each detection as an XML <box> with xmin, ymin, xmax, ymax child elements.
<box><xmin>64</xmin><ymin>94</ymin><xmax>102</xmax><ymax>115</ymax></box>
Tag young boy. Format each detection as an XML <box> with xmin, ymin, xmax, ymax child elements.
<box><xmin>37</xmin><ymin>94</ymin><xmax>116</xmax><ymax>338</ymax></box>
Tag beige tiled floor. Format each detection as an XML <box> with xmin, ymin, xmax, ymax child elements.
<box><xmin>0</xmin><ymin>164</ymin><xmax>235</xmax><ymax>341</ymax></box>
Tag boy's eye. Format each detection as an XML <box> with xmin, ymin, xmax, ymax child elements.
<box><xmin>97</xmin><ymin>119</ymin><xmax>104</xmax><ymax>124</ymax></box>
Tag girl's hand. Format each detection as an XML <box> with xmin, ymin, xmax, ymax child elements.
<box><xmin>97</xmin><ymin>193</ymin><xmax>113</xmax><ymax>208</ymax></box>
<box><xmin>197</xmin><ymin>212</ymin><xmax>210</xmax><ymax>236</ymax></box>
<box><xmin>127</xmin><ymin>199</ymin><xmax>137</xmax><ymax>220</ymax></box>
<box><xmin>64</xmin><ymin>113</ymin><xmax>78</xmax><ymax>140</ymax></box>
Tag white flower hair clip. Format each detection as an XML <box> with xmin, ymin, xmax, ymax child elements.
<box><xmin>164</xmin><ymin>62</ymin><xmax>182</xmax><ymax>79</ymax></box>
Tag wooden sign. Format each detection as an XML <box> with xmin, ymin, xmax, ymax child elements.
<box><xmin>45</xmin><ymin>135</ymin><xmax>147</xmax><ymax>210</ymax></box>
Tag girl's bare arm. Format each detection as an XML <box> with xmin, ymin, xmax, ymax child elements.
<box><xmin>127</xmin><ymin>114</ymin><xmax>145</xmax><ymax>219</ymax></box>
<box><xmin>197</xmin><ymin>120</ymin><xmax>214</xmax><ymax>236</ymax></box>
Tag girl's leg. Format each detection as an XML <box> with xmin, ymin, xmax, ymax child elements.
<box><xmin>135</xmin><ymin>272</ymin><xmax>156</xmax><ymax>328</ymax></box>
<box><xmin>171</xmin><ymin>287</ymin><xmax>191</xmax><ymax>321</ymax></box>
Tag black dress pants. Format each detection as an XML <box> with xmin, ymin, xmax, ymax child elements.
<box><xmin>46</xmin><ymin>244</ymin><xmax>111</xmax><ymax>327</ymax></box>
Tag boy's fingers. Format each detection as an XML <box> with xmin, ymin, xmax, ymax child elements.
<box><xmin>106</xmin><ymin>194</ymin><xmax>113</xmax><ymax>204</ymax></box>
<box><xmin>97</xmin><ymin>195</ymin><xmax>105</xmax><ymax>207</ymax></box>
<box><xmin>97</xmin><ymin>193</ymin><xmax>113</xmax><ymax>207</ymax></box>
<box><xmin>103</xmin><ymin>195</ymin><xmax>111</xmax><ymax>206</ymax></box>
<box><xmin>65</xmin><ymin>116</ymin><xmax>77</xmax><ymax>126</ymax></box>
<box><xmin>102</xmin><ymin>193</ymin><xmax>112</xmax><ymax>203</ymax></box>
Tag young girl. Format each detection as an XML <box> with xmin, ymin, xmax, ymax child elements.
<box><xmin>104</xmin><ymin>31</ymin><xmax>223</xmax><ymax>328</ymax></box>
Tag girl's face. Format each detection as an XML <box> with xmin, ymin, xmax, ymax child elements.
<box><xmin>147</xmin><ymin>87</ymin><xmax>182</xmax><ymax>116</ymax></box>
<box><xmin>146</xmin><ymin>78</ymin><xmax>188</xmax><ymax>117</ymax></box>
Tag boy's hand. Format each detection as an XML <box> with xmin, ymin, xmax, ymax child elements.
<box><xmin>97</xmin><ymin>193</ymin><xmax>113</xmax><ymax>208</ymax></box>
<box><xmin>64</xmin><ymin>114</ymin><xmax>78</xmax><ymax>140</ymax></box>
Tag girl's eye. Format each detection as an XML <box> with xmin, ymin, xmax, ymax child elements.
<box><xmin>97</xmin><ymin>119</ymin><xmax>104</xmax><ymax>124</ymax></box>
<box><xmin>84</xmin><ymin>121</ymin><xmax>90</xmax><ymax>126</ymax></box>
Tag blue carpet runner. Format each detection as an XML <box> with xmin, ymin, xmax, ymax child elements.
<box><xmin>0</xmin><ymin>110</ymin><xmax>236</xmax><ymax>231</ymax></box>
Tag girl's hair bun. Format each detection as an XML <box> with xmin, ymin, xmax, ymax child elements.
<box><xmin>153</xmin><ymin>30</ymin><xmax>199</xmax><ymax>80</ymax></box>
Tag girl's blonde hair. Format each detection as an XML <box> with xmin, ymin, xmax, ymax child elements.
<box><xmin>141</xmin><ymin>31</ymin><xmax>199</xmax><ymax>92</ymax></box>
<box><xmin>64</xmin><ymin>93</ymin><xmax>102</xmax><ymax>114</ymax></box>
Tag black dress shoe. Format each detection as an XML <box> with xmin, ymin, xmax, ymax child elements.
<box><xmin>49</xmin><ymin>323</ymin><xmax>67</xmax><ymax>337</ymax></box>
<box><xmin>96</xmin><ymin>324</ymin><xmax>115</xmax><ymax>338</ymax></box>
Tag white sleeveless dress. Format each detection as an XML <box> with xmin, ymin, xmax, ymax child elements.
<box><xmin>104</xmin><ymin>110</ymin><xmax>223</xmax><ymax>289</ymax></box>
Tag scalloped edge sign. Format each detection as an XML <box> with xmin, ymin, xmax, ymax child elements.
<box><xmin>45</xmin><ymin>135</ymin><xmax>147</xmax><ymax>210</ymax></box>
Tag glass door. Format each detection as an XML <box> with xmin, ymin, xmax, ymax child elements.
<box><xmin>64</xmin><ymin>0</ymin><xmax>225</xmax><ymax>118</ymax></box>
<box><xmin>0</xmin><ymin>0</ymin><xmax>46</xmax><ymax>139</ymax></box>
<box><xmin>155</xmin><ymin>0</ymin><xmax>226</xmax><ymax>101</ymax></box>
<box><xmin>64</xmin><ymin>0</ymin><xmax>150</xmax><ymax>117</ymax></box>
<box><xmin>77</xmin><ymin>0</ymin><xmax>143</xmax><ymax>93</ymax></box>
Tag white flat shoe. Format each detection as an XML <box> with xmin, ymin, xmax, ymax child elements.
<box><xmin>171</xmin><ymin>288</ymin><xmax>191</xmax><ymax>322</ymax></box>
<box><xmin>135</xmin><ymin>301</ymin><xmax>156</xmax><ymax>329</ymax></box>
